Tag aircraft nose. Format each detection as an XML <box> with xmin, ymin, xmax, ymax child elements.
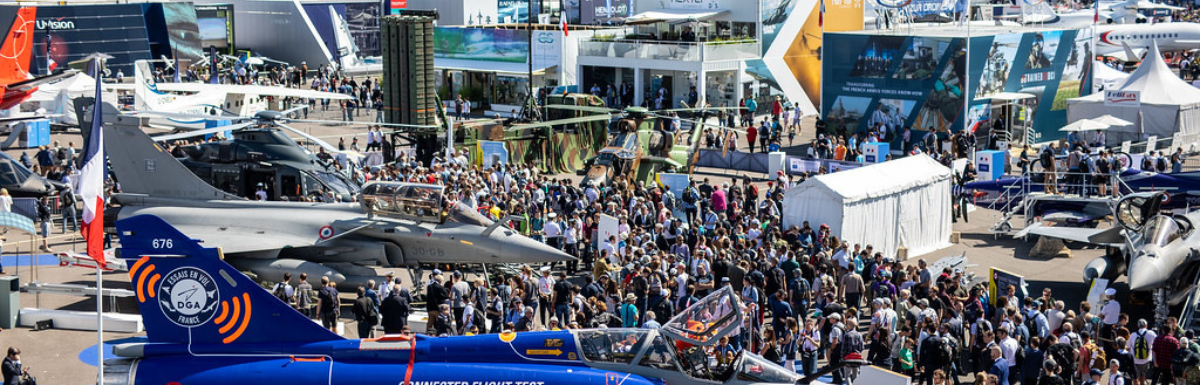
<box><xmin>1127</xmin><ymin>256</ymin><xmax>1164</xmax><ymax>292</ymax></box>
<box><xmin>494</xmin><ymin>231</ymin><xmax>576</xmax><ymax>264</ymax></box>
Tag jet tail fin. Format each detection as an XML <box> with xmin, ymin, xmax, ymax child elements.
<box><xmin>0</xmin><ymin>8</ymin><xmax>33</xmax><ymax>84</ymax></box>
<box><xmin>102</xmin><ymin>120</ymin><xmax>242</xmax><ymax>200</ymax></box>
<box><xmin>120</xmin><ymin>214</ymin><xmax>343</xmax><ymax>347</ymax></box>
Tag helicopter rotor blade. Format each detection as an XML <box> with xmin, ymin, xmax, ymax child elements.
<box><xmin>542</xmin><ymin>104</ymin><xmax>620</xmax><ymax>114</ymax></box>
<box><xmin>289</xmin><ymin>118</ymin><xmax>439</xmax><ymax>129</ymax></box>
<box><xmin>276</xmin><ymin>123</ymin><xmax>342</xmax><ymax>154</ymax></box>
<box><xmin>509</xmin><ymin>114</ymin><xmax>613</xmax><ymax>130</ymax></box>
<box><xmin>150</xmin><ymin>121</ymin><xmax>257</xmax><ymax>142</ymax></box>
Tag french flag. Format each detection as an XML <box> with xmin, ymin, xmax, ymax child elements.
<box><xmin>79</xmin><ymin>59</ymin><xmax>105</xmax><ymax>266</ymax></box>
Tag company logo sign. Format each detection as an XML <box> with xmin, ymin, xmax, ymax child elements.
<box><xmin>159</xmin><ymin>267</ymin><xmax>220</xmax><ymax>328</ymax></box>
<box><xmin>36</xmin><ymin>18</ymin><xmax>75</xmax><ymax>30</ymax></box>
<box><xmin>1104</xmin><ymin>90</ymin><xmax>1140</xmax><ymax>107</ymax></box>
<box><xmin>537</xmin><ymin>32</ymin><xmax>555</xmax><ymax>44</ymax></box>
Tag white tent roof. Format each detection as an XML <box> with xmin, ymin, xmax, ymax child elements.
<box><xmin>795</xmin><ymin>155</ymin><xmax>951</xmax><ymax>204</ymax></box>
<box><xmin>1078</xmin><ymin>43</ymin><xmax>1200</xmax><ymax>105</ymax></box>
<box><xmin>1093</xmin><ymin>60</ymin><xmax>1129</xmax><ymax>86</ymax></box>
<box><xmin>26</xmin><ymin>73</ymin><xmax>96</xmax><ymax>102</ymax></box>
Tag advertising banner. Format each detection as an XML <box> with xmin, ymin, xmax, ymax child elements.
<box><xmin>434</xmin><ymin>27</ymin><xmax>529</xmax><ymax>63</ymax></box>
<box><xmin>1104</xmin><ymin>90</ymin><xmax>1140</xmax><ymax>107</ymax></box>
<box><xmin>597</xmin><ymin>214</ymin><xmax>619</xmax><ymax>249</ymax></box>
<box><xmin>580</xmin><ymin>0</ymin><xmax>631</xmax><ymax>24</ymax></box>
<box><xmin>822</xmin><ymin>28</ymin><xmax>1091</xmax><ymax>142</ymax></box>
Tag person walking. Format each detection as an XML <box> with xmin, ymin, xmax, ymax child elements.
<box><xmin>352</xmin><ymin>286</ymin><xmax>379</xmax><ymax>338</ymax></box>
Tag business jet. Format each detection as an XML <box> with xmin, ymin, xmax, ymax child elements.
<box><xmin>1095</xmin><ymin>22</ymin><xmax>1200</xmax><ymax>61</ymax></box>
<box><xmin>115</xmin><ymin>60</ymin><xmax>352</xmax><ymax>127</ymax></box>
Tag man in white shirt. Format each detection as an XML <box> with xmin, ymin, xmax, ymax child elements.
<box><xmin>544</xmin><ymin>213</ymin><xmax>562</xmax><ymax>250</ymax></box>
<box><xmin>1100</xmin><ymin>288</ymin><xmax>1121</xmax><ymax>341</ymax></box>
<box><xmin>998</xmin><ymin>328</ymin><xmax>1020</xmax><ymax>375</ymax></box>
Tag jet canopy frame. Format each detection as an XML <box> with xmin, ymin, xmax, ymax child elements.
<box><xmin>659</xmin><ymin>286</ymin><xmax>745</xmax><ymax>346</ymax></box>
<box><xmin>359</xmin><ymin>182</ymin><xmax>445</xmax><ymax>223</ymax></box>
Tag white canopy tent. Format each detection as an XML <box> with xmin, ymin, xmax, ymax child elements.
<box><xmin>23</xmin><ymin>73</ymin><xmax>113</xmax><ymax>126</ymax></box>
<box><xmin>1093</xmin><ymin>61</ymin><xmax>1130</xmax><ymax>91</ymax></box>
<box><xmin>1068</xmin><ymin>43</ymin><xmax>1200</xmax><ymax>143</ymax></box>
<box><xmin>782</xmin><ymin>155</ymin><xmax>952</xmax><ymax>259</ymax></box>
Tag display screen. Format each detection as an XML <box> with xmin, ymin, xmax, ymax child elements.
<box><xmin>195</xmin><ymin>4</ymin><xmax>234</xmax><ymax>53</ymax></box>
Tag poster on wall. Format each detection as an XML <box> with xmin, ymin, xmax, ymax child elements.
<box><xmin>479</xmin><ymin>141</ymin><xmax>509</xmax><ymax>168</ymax></box>
<box><xmin>433</xmin><ymin>28</ymin><xmax>529</xmax><ymax>63</ymax></box>
<box><xmin>195</xmin><ymin>4</ymin><xmax>234</xmax><ymax>54</ymax></box>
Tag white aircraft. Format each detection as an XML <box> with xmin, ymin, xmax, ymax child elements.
<box><xmin>1095</xmin><ymin>22</ymin><xmax>1200</xmax><ymax>61</ymax></box>
<box><xmin>1015</xmin><ymin>0</ymin><xmax>1181</xmax><ymax>28</ymax></box>
<box><xmin>114</xmin><ymin>60</ymin><xmax>352</xmax><ymax>127</ymax></box>
<box><xmin>329</xmin><ymin>5</ymin><xmax>382</xmax><ymax>77</ymax></box>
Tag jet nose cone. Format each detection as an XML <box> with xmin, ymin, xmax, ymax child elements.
<box><xmin>1128</xmin><ymin>257</ymin><xmax>1164</xmax><ymax>292</ymax></box>
<box><xmin>494</xmin><ymin>231</ymin><xmax>577</xmax><ymax>264</ymax></box>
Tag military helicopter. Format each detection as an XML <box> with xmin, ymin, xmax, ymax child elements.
<box><xmin>545</xmin><ymin>104</ymin><xmax>746</xmax><ymax>188</ymax></box>
<box><xmin>145</xmin><ymin>110</ymin><xmax>365</xmax><ymax>202</ymax></box>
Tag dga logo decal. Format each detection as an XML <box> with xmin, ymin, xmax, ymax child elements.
<box><xmin>159</xmin><ymin>267</ymin><xmax>220</xmax><ymax>327</ymax></box>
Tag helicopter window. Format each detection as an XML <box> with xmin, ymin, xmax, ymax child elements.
<box><xmin>446</xmin><ymin>201</ymin><xmax>491</xmax><ymax>226</ymax></box>
<box><xmin>638</xmin><ymin>334</ymin><xmax>681</xmax><ymax>371</ymax></box>
<box><xmin>0</xmin><ymin>153</ymin><xmax>33</xmax><ymax>182</ymax></box>
<box><xmin>594</xmin><ymin>153</ymin><xmax>615</xmax><ymax>166</ymax></box>
<box><xmin>1144</xmin><ymin>215</ymin><xmax>1183</xmax><ymax>248</ymax></box>
<box><xmin>0</xmin><ymin>162</ymin><xmax>19</xmax><ymax>186</ymax></box>
<box><xmin>309</xmin><ymin>171</ymin><xmax>356</xmax><ymax>195</ymax></box>
<box><xmin>577</xmin><ymin>330</ymin><xmax>649</xmax><ymax>364</ymax></box>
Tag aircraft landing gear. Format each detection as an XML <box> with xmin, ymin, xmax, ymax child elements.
<box><xmin>1155</xmin><ymin>287</ymin><xmax>1170</xmax><ymax>327</ymax></box>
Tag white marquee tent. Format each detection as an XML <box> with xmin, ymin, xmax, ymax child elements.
<box><xmin>23</xmin><ymin>73</ymin><xmax>110</xmax><ymax>126</ymax></box>
<box><xmin>782</xmin><ymin>155</ymin><xmax>952</xmax><ymax>259</ymax></box>
<box><xmin>1068</xmin><ymin>43</ymin><xmax>1200</xmax><ymax>142</ymax></box>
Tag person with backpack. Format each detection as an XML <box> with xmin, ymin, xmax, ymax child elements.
<box><xmin>841</xmin><ymin>318</ymin><xmax>865</xmax><ymax>385</ymax></box>
<box><xmin>1080</xmin><ymin>332</ymin><xmax>1109</xmax><ymax>382</ymax></box>
<box><xmin>272</xmin><ymin>272</ymin><xmax>295</xmax><ymax>306</ymax></box>
<box><xmin>682</xmin><ymin>182</ymin><xmax>699</xmax><ymax>224</ymax></box>
<box><xmin>352</xmin><ymin>286</ymin><xmax>379</xmax><ymax>338</ymax></box>
<box><xmin>1172</xmin><ymin>338</ymin><xmax>1200</xmax><ymax>385</ymax></box>
<box><xmin>317</xmin><ymin>276</ymin><xmax>340</xmax><ymax>332</ymax></box>
<box><xmin>1129</xmin><ymin>319</ymin><xmax>1158</xmax><ymax>385</ymax></box>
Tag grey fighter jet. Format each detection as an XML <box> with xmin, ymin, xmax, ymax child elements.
<box><xmin>103</xmin><ymin>118</ymin><xmax>573</xmax><ymax>288</ymax></box>
<box><xmin>1026</xmin><ymin>192</ymin><xmax>1200</xmax><ymax>321</ymax></box>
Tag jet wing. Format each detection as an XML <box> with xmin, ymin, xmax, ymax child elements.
<box><xmin>167</xmin><ymin>223</ymin><xmax>317</xmax><ymax>255</ymax></box>
<box><xmin>150</xmin><ymin>83</ymin><xmax>354</xmax><ymax>100</ymax></box>
<box><xmin>1015</xmin><ymin>223</ymin><xmax>1125</xmax><ymax>248</ymax></box>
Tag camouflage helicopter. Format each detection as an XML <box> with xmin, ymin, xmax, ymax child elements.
<box><xmin>546</xmin><ymin>104</ymin><xmax>746</xmax><ymax>188</ymax></box>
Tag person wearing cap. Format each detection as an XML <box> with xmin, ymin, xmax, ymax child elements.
<box><xmin>544</xmin><ymin>212</ymin><xmax>562</xmax><ymax>251</ymax></box>
<box><xmin>1101</xmin><ymin>288</ymin><xmax>1121</xmax><ymax>347</ymax></box>
<box><xmin>537</xmin><ymin>266</ymin><xmax>555</xmax><ymax>326</ymax></box>
<box><xmin>255</xmin><ymin>182</ymin><xmax>268</xmax><ymax>201</ymax></box>
<box><xmin>1109</xmin><ymin>358</ymin><xmax>1126</xmax><ymax>385</ymax></box>
<box><xmin>1083</xmin><ymin>368</ymin><xmax>1104</xmax><ymax>385</ymax></box>
<box><xmin>380</xmin><ymin>272</ymin><xmax>396</xmax><ymax>300</ymax></box>
<box><xmin>619</xmin><ymin>293</ymin><xmax>640</xmax><ymax>327</ymax></box>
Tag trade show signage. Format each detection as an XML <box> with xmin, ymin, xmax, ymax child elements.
<box><xmin>1104</xmin><ymin>90</ymin><xmax>1140</xmax><ymax>107</ymax></box>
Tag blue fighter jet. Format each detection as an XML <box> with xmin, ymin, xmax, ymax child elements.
<box><xmin>102</xmin><ymin>214</ymin><xmax>808</xmax><ymax>385</ymax></box>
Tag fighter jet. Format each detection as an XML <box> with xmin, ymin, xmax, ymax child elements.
<box><xmin>102</xmin><ymin>117</ymin><xmax>572</xmax><ymax>288</ymax></box>
<box><xmin>1023</xmin><ymin>192</ymin><xmax>1200</xmax><ymax>321</ymax></box>
<box><xmin>104</xmin><ymin>214</ymin><xmax>806</xmax><ymax>385</ymax></box>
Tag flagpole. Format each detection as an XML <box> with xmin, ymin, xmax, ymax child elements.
<box><xmin>96</xmin><ymin>262</ymin><xmax>103</xmax><ymax>385</ymax></box>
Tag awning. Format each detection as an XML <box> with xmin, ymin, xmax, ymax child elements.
<box><xmin>986</xmin><ymin>92</ymin><xmax>1036</xmax><ymax>101</ymax></box>
<box><xmin>625</xmin><ymin>9</ymin><xmax>729</xmax><ymax>24</ymax></box>
<box><xmin>435</xmin><ymin>58</ymin><xmax>553</xmax><ymax>76</ymax></box>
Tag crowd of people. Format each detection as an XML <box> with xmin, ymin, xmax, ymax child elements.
<box><xmin>265</xmin><ymin>145</ymin><xmax>1200</xmax><ymax>385</ymax></box>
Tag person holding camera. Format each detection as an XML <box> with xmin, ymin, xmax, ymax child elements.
<box><xmin>3</xmin><ymin>347</ymin><xmax>31</xmax><ymax>385</ymax></box>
